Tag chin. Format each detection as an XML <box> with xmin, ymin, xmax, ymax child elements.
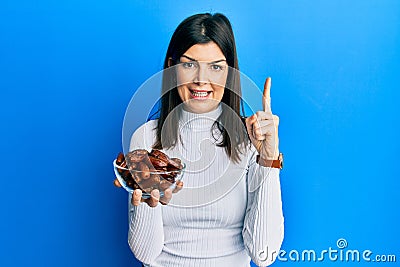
<box><xmin>182</xmin><ymin>99</ymin><xmax>220</xmax><ymax>114</ymax></box>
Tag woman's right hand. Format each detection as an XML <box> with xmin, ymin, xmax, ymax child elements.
<box><xmin>113</xmin><ymin>179</ymin><xmax>184</xmax><ymax>207</ymax></box>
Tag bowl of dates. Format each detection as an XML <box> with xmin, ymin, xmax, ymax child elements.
<box><xmin>113</xmin><ymin>149</ymin><xmax>185</xmax><ymax>198</ymax></box>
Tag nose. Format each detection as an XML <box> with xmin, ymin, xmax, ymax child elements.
<box><xmin>194</xmin><ymin>64</ymin><xmax>209</xmax><ymax>84</ymax></box>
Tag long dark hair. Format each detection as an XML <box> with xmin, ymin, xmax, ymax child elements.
<box><xmin>152</xmin><ymin>13</ymin><xmax>249</xmax><ymax>163</ymax></box>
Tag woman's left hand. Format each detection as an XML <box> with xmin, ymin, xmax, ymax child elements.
<box><xmin>245</xmin><ymin>77</ymin><xmax>280</xmax><ymax>160</ymax></box>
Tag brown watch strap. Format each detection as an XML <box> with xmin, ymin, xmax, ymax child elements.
<box><xmin>256</xmin><ymin>153</ymin><xmax>283</xmax><ymax>169</ymax></box>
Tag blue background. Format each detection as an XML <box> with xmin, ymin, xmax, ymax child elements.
<box><xmin>1</xmin><ymin>0</ymin><xmax>399</xmax><ymax>266</ymax></box>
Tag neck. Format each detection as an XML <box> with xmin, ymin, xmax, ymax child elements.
<box><xmin>179</xmin><ymin>104</ymin><xmax>222</xmax><ymax>130</ymax></box>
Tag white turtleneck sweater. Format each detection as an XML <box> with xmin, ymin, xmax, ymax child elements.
<box><xmin>127</xmin><ymin>105</ymin><xmax>284</xmax><ymax>267</ymax></box>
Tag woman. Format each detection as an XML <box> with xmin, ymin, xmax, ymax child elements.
<box><xmin>117</xmin><ymin>13</ymin><xmax>284</xmax><ymax>267</ymax></box>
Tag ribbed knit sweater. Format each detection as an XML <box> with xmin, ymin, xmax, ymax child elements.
<box><xmin>127</xmin><ymin>105</ymin><xmax>284</xmax><ymax>267</ymax></box>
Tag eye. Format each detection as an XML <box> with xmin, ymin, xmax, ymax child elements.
<box><xmin>210</xmin><ymin>64</ymin><xmax>224</xmax><ymax>71</ymax></box>
<box><xmin>182</xmin><ymin>62</ymin><xmax>196</xmax><ymax>69</ymax></box>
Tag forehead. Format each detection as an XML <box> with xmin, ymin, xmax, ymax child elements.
<box><xmin>182</xmin><ymin>42</ymin><xmax>226</xmax><ymax>61</ymax></box>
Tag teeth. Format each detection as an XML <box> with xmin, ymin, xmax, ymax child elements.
<box><xmin>192</xmin><ymin>91</ymin><xmax>208</xmax><ymax>97</ymax></box>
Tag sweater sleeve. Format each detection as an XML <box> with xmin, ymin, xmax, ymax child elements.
<box><xmin>242</xmin><ymin>149</ymin><xmax>284</xmax><ymax>267</ymax></box>
<box><xmin>126</xmin><ymin>121</ymin><xmax>165</xmax><ymax>264</ymax></box>
<box><xmin>128</xmin><ymin>195</ymin><xmax>164</xmax><ymax>264</ymax></box>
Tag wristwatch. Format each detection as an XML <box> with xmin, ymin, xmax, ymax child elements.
<box><xmin>256</xmin><ymin>153</ymin><xmax>284</xmax><ymax>169</ymax></box>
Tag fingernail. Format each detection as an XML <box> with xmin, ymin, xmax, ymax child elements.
<box><xmin>152</xmin><ymin>189</ymin><xmax>160</xmax><ymax>198</ymax></box>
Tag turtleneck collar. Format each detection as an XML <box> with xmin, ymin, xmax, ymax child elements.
<box><xmin>179</xmin><ymin>104</ymin><xmax>223</xmax><ymax>131</ymax></box>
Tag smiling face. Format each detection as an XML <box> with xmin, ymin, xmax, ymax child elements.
<box><xmin>174</xmin><ymin>42</ymin><xmax>228</xmax><ymax>114</ymax></box>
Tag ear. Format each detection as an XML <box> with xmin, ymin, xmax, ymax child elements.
<box><xmin>167</xmin><ymin>57</ymin><xmax>173</xmax><ymax>67</ymax></box>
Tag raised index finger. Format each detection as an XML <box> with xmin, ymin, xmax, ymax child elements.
<box><xmin>263</xmin><ymin>77</ymin><xmax>272</xmax><ymax>112</ymax></box>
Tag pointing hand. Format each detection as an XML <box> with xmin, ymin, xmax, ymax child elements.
<box><xmin>245</xmin><ymin>77</ymin><xmax>280</xmax><ymax>160</ymax></box>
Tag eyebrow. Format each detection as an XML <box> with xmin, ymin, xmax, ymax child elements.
<box><xmin>181</xmin><ymin>55</ymin><xmax>226</xmax><ymax>64</ymax></box>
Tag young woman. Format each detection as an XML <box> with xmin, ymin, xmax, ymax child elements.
<box><xmin>117</xmin><ymin>13</ymin><xmax>284</xmax><ymax>267</ymax></box>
